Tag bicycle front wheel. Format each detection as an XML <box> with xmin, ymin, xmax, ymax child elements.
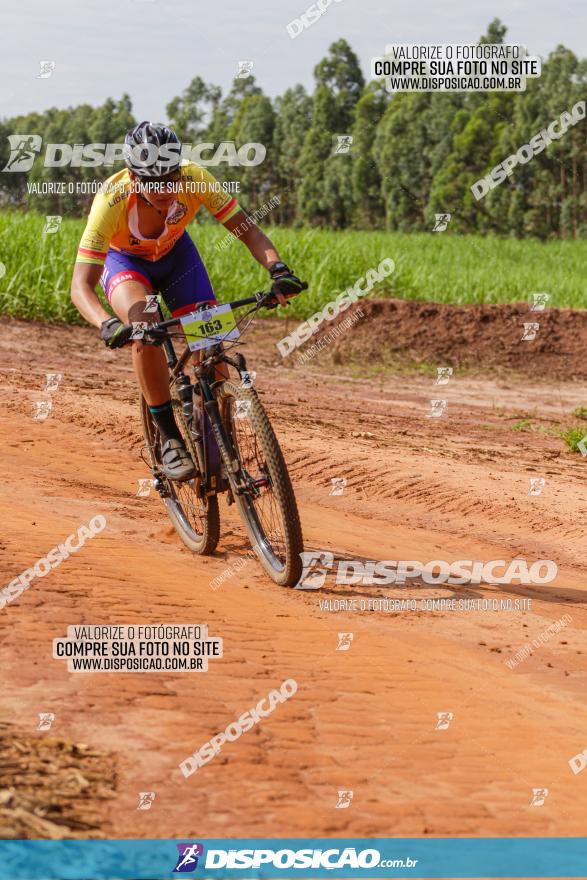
<box><xmin>220</xmin><ymin>380</ymin><xmax>303</xmax><ymax>586</ymax></box>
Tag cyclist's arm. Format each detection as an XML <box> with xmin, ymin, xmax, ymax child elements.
<box><xmin>189</xmin><ymin>164</ymin><xmax>282</xmax><ymax>269</ymax></box>
<box><xmin>191</xmin><ymin>164</ymin><xmax>290</xmax><ymax>301</ymax></box>
<box><xmin>224</xmin><ymin>210</ymin><xmax>281</xmax><ymax>270</ymax></box>
<box><xmin>71</xmin><ymin>262</ymin><xmax>111</xmax><ymax>328</ymax></box>
<box><xmin>70</xmin><ymin>187</ymin><xmax>120</xmax><ymax>328</ymax></box>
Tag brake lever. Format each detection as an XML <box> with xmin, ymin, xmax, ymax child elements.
<box><xmin>261</xmin><ymin>283</ymin><xmax>309</xmax><ymax>311</ymax></box>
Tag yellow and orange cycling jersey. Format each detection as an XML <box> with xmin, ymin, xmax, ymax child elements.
<box><xmin>76</xmin><ymin>162</ymin><xmax>241</xmax><ymax>266</ymax></box>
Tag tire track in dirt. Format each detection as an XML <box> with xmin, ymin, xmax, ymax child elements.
<box><xmin>0</xmin><ymin>312</ymin><xmax>586</xmax><ymax>843</ymax></box>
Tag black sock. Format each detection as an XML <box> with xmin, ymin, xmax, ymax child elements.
<box><xmin>149</xmin><ymin>400</ymin><xmax>182</xmax><ymax>444</ymax></box>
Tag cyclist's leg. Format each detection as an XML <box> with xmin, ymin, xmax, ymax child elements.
<box><xmin>101</xmin><ymin>252</ymin><xmax>169</xmax><ymax>406</ymax></box>
<box><xmin>159</xmin><ymin>233</ymin><xmax>228</xmax><ymax>380</ymax></box>
<box><xmin>102</xmin><ymin>251</ymin><xmax>196</xmax><ymax>480</ymax></box>
<box><xmin>158</xmin><ymin>231</ymin><xmax>216</xmax><ymax>317</ymax></box>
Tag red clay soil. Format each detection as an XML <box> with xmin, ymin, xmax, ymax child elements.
<box><xmin>324</xmin><ymin>299</ymin><xmax>587</xmax><ymax>380</ymax></box>
<box><xmin>0</xmin><ymin>301</ymin><xmax>586</xmax><ymax>863</ymax></box>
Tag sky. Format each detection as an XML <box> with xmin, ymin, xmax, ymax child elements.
<box><xmin>1</xmin><ymin>0</ymin><xmax>586</xmax><ymax>123</ymax></box>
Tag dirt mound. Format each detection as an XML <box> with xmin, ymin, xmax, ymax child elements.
<box><xmin>323</xmin><ymin>299</ymin><xmax>587</xmax><ymax>380</ymax></box>
<box><xmin>0</xmin><ymin>723</ymin><xmax>117</xmax><ymax>839</ymax></box>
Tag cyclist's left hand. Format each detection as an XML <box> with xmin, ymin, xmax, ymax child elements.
<box><xmin>100</xmin><ymin>317</ymin><xmax>134</xmax><ymax>349</ymax></box>
<box><xmin>269</xmin><ymin>263</ymin><xmax>305</xmax><ymax>305</ymax></box>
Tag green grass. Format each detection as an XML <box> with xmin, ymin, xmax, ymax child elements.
<box><xmin>1</xmin><ymin>209</ymin><xmax>587</xmax><ymax>323</ymax></box>
<box><xmin>512</xmin><ymin>418</ymin><xmax>534</xmax><ymax>432</ymax></box>
<box><xmin>509</xmin><ymin>416</ymin><xmax>587</xmax><ymax>455</ymax></box>
<box><xmin>560</xmin><ymin>426</ymin><xmax>587</xmax><ymax>453</ymax></box>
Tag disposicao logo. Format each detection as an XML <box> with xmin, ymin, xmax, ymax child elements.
<box><xmin>2</xmin><ymin>137</ymin><xmax>266</xmax><ymax>171</ymax></box>
<box><xmin>173</xmin><ymin>843</ymin><xmax>205</xmax><ymax>873</ymax></box>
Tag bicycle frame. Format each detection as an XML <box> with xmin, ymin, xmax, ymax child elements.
<box><xmin>144</xmin><ymin>291</ymin><xmax>280</xmax><ymax>500</ymax></box>
<box><xmin>137</xmin><ymin>285</ymin><xmax>306</xmax><ymax>583</ymax></box>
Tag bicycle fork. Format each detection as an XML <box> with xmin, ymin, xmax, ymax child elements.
<box><xmin>203</xmin><ymin>397</ymin><xmax>248</xmax><ymax>496</ymax></box>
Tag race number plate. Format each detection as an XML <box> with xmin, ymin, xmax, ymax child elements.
<box><xmin>180</xmin><ymin>304</ymin><xmax>240</xmax><ymax>352</ymax></box>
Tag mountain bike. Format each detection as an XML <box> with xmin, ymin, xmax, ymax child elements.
<box><xmin>138</xmin><ymin>287</ymin><xmax>306</xmax><ymax>587</ymax></box>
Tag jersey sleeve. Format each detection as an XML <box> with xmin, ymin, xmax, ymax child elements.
<box><xmin>76</xmin><ymin>188</ymin><xmax>121</xmax><ymax>266</ymax></box>
<box><xmin>185</xmin><ymin>164</ymin><xmax>241</xmax><ymax>225</ymax></box>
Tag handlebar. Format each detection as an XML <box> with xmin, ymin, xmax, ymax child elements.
<box><xmin>150</xmin><ymin>282</ymin><xmax>309</xmax><ymax>331</ymax></box>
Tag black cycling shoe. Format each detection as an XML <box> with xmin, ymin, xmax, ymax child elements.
<box><xmin>161</xmin><ymin>438</ymin><xmax>197</xmax><ymax>482</ymax></box>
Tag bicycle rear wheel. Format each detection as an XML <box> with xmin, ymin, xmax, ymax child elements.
<box><xmin>140</xmin><ymin>394</ymin><xmax>220</xmax><ymax>555</ymax></box>
<box><xmin>220</xmin><ymin>380</ymin><xmax>303</xmax><ymax>586</ymax></box>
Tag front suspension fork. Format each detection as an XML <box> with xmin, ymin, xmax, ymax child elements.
<box><xmin>203</xmin><ymin>398</ymin><xmax>247</xmax><ymax>495</ymax></box>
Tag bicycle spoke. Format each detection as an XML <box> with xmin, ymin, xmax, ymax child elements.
<box><xmin>231</xmin><ymin>403</ymin><xmax>287</xmax><ymax>563</ymax></box>
<box><xmin>148</xmin><ymin>400</ymin><xmax>209</xmax><ymax>542</ymax></box>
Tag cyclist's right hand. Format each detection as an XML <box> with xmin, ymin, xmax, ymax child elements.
<box><xmin>100</xmin><ymin>317</ymin><xmax>134</xmax><ymax>349</ymax></box>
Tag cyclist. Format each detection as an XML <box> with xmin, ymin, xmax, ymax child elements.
<box><xmin>71</xmin><ymin>121</ymin><xmax>303</xmax><ymax>480</ymax></box>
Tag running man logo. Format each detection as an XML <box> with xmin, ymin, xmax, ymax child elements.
<box><xmin>137</xmin><ymin>791</ymin><xmax>156</xmax><ymax>810</ymax></box>
<box><xmin>428</xmin><ymin>399</ymin><xmax>447</xmax><ymax>418</ymax></box>
<box><xmin>521</xmin><ymin>322</ymin><xmax>539</xmax><ymax>341</ymax></box>
<box><xmin>144</xmin><ymin>294</ymin><xmax>161</xmax><ymax>314</ymax></box>
<box><xmin>334</xmin><ymin>135</ymin><xmax>353</xmax><ymax>154</ymax></box>
<box><xmin>435</xmin><ymin>366</ymin><xmax>453</xmax><ymax>385</ymax></box>
<box><xmin>330</xmin><ymin>477</ymin><xmax>347</xmax><ymax>496</ymax></box>
<box><xmin>569</xmin><ymin>748</ymin><xmax>587</xmax><ymax>775</ymax></box>
<box><xmin>234</xmin><ymin>399</ymin><xmax>252</xmax><ymax>420</ymax></box>
<box><xmin>3</xmin><ymin>135</ymin><xmax>43</xmax><ymax>172</ymax></box>
<box><xmin>336</xmin><ymin>632</ymin><xmax>354</xmax><ymax>651</ymax></box>
<box><xmin>136</xmin><ymin>479</ymin><xmax>154</xmax><ymax>498</ymax></box>
<box><xmin>44</xmin><ymin>372</ymin><xmax>62</xmax><ymax>393</ymax></box>
<box><xmin>33</xmin><ymin>400</ymin><xmax>53</xmax><ymax>422</ymax></box>
<box><xmin>239</xmin><ymin>370</ymin><xmax>256</xmax><ymax>389</ymax></box>
<box><xmin>237</xmin><ymin>61</ymin><xmax>254</xmax><ymax>78</ymax></box>
<box><xmin>37</xmin><ymin>61</ymin><xmax>56</xmax><ymax>79</ymax></box>
<box><xmin>530</xmin><ymin>292</ymin><xmax>550</xmax><ymax>312</ymax></box>
<box><xmin>529</xmin><ymin>478</ymin><xmax>546</xmax><ymax>496</ymax></box>
<box><xmin>435</xmin><ymin>711</ymin><xmax>454</xmax><ymax>730</ymax></box>
<box><xmin>433</xmin><ymin>213</ymin><xmax>451</xmax><ymax>232</ymax></box>
<box><xmin>130</xmin><ymin>322</ymin><xmax>150</xmax><ymax>340</ymax></box>
<box><xmin>336</xmin><ymin>790</ymin><xmax>354</xmax><ymax>809</ymax></box>
<box><xmin>296</xmin><ymin>550</ymin><xmax>335</xmax><ymax>589</ymax></box>
<box><xmin>43</xmin><ymin>215</ymin><xmax>62</xmax><ymax>234</ymax></box>
<box><xmin>530</xmin><ymin>788</ymin><xmax>548</xmax><ymax>806</ymax></box>
<box><xmin>37</xmin><ymin>712</ymin><xmax>55</xmax><ymax>731</ymax></box>
<box><xmin>173</xmin><ymin>843</ymin><xmax>205</xmax><ymax>873</ymax></box>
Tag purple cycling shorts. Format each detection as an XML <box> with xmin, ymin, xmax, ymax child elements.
<box><xmin>100</xmin><ymin>232</ymin><xmax>216</xmax><ymax>316</ymax></box>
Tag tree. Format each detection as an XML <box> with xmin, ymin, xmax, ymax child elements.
<box><xmin>373</xmin><ymin>92</ymin><xmax>434</xmax><ymax>230</ymax></box>
<box><xmin>273</xmin><ymin>85</ymin><xmax>313</xmax><ymax>224</ymax></box>
<box><xmin>297</xmin><ymin>40</ymin><xmax>365</xmax><ymax>227</ymax></box>
<box><xmin>166</xmin><ymin>77</ymin><xmax>221</xmax><ymax>142</ymax></box>
<box><xmin>351</xmin><ymin>82</ymin><xmax>388</xmax><ymax>228</ymax></box>
<box><xmin>228</xmin><ymin>94</ymin><xmax>276</xmax><ymax>208</ymax></box>
<box><xmin>427</xmin><ymin>91</ymin><xmax>514</xmax><ymax>233</ymax></box>
<box><xmin>296</xmin><ymin>85</ymin><xmax>339</xmax><ymax>226</ymax></box>
<box><xmin>314</xmin><ymin>38</ymin><xmax>365</xmax><ymax>129</ymax></box>
<box><xmin>487</xmin><ymin>46</ymin><xmax>586</xmax><ymax>238</ymax></box>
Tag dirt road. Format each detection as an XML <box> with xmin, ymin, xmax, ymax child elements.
<box><xmin>1</xmin><ymin>305</ymin><xmax>586</xmax><ymax>843</ymax></box>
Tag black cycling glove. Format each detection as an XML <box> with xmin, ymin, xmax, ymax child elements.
<box><xmin>100</xmin><ymin>317</ymin><xmax>134</xmax><ymax>349</ymax></box>
<box><xmin>269</xmin><ymin>262</ymin><xmax>305</xmax><ymax>298</ymax></box>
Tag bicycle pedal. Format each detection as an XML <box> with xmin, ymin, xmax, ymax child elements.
<box><xmin>153</xmin><ymin>475</ymin><xmax>168</xmax><ymax>497</ymax></box>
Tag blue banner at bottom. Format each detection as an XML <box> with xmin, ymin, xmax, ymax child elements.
<box><xmin>0</xmin><ymin>838</ymin><xmax>585</xmax><ymax>879</ymax></box>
